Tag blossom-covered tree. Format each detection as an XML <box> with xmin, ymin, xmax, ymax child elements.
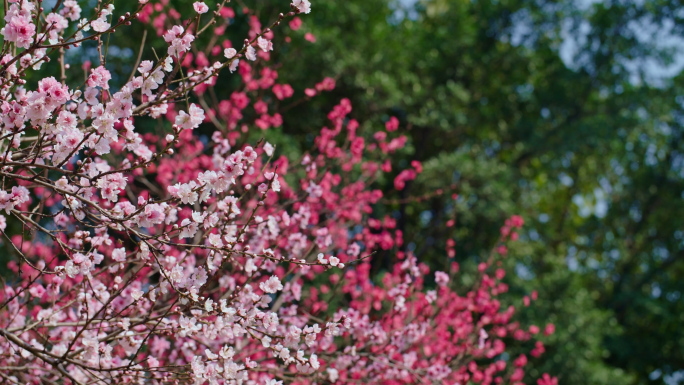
<box><xmin>0</xmin><ymin>0</ymin><xmax>556</xmax><ymax>384</ymax></box>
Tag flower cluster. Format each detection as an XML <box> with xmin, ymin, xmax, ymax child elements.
<box><xmin>0</xmin><ymin>1</ymin><xmax>556</xmax><ymax>384</ymax></box>
<box><xmin>1</xmin><ymin>0</ymin><xmax>36</xmax><ymax>49</ymax></box>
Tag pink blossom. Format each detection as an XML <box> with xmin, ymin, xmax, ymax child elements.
<box><xmin>193</xmin><ymin>2</ymin><xmax>209</xmax><ymax>14</ymax></box>
<box><xmin>91</xmin><ymin>17</ymin><xmax>110</xmax><ymax>32</ymax></box>
<box><xmin>289</xmin><ymin>17</ymin><xmax>302</xmax><ymax>30</ymax></box>
<box><xmin>165</xmin><ymin>26</ymin><xmax>195</xmax><ymax>57</ymax></box>
<box><xmin>257</xmin><ymin>36</ymin><xmax>273</xmax><ymax>52</ymax></box>
<box><xmin>245</xmin><ymin>45</ymin><xmax>257</xmax><ymax>61</ymax></box>
<box><xmin>386</xmin><ymin>116</ymin><xmax>400</xmax><ymax>131</ymax></box>
<box><xmin>544</xmin><ymin>323</ymin><xmax>556</xmax><ymax>336</ymax></box>
<box><xmin>175</xmin><ymin>103</ymin><xmax>205</xmax><ymax>130</ymax></box>
<box><xmin>229</xmin><ymin>58</ymin><xmax>240</xmax><ymax>72</ymax></box>
<box><xmin>87</xmin><ymin>66</ymin><xmax>112</xmax><ymax>89</ymax></box>
<box><xmin>224</xmin><ymin>47</ymin><xmax>237</xmax><ymax>59</ymax></box>
<box><xmin>260</xmin><ymin>275</ymin><xmax>283</xmax><ymax>293</ymax></box>
<box><xmin>272</xmin><ymin>84</ymin><xmax>294</xmax><ymax>100</ymax></box>
<box><xmin>435</xmin><ymin>271</ymin><xmax>449</xmax><ymax>287</ymax></box>
<box><xmin>293</xmin><ymin>0</ymin><xmax>312</xmax><ymax>14</ymax></box>
<box><xmin>538</xmin><ymin>373</ymin><xmax>558</xmax><ymax>385</ymax></box>
<box><xmin>60</xmin><ymin>1</ymin><xmax>82</xmax><ymax>21</ymax></box>
<box><xmin>1</xmin><ymin>2</ymin><xmax>36</xmax><ymax>49</ymax></box>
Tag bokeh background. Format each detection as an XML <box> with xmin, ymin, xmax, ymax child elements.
<box><xmin>17</xmin><ymin>0</ymin><xmax>684</xmax><ymax>383</ymax></box>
